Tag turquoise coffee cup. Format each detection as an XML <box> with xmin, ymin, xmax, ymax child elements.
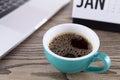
<box><xmin>43</xmin><ymin>23</ymin><xmax>111</xmax><ymax>73</ymax></box>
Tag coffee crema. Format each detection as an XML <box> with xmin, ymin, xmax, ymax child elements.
<box><xmin>49</xmin><ymin>33</ymin><xmax>93</xmax><ymax>58</ymax></box>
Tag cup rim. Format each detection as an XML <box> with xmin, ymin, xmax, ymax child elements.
<box><xmin>43</xmin><ymin>23</ymin><xmax>100</xmax><ymax>61</ymax></box>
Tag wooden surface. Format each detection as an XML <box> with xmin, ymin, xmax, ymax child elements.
<box><xmin>0</xmin><ymin>1</ymin><xmax>120</xmax><ymax>80</ymax></box>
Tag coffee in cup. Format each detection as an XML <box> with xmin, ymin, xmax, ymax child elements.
<box><xmin>49</xmin><ymin>32</ymin><xmax>93</xmax><ymax>58</ymax></box>
<box><xmin>43</xmin><ymin>23</ymin><xmax>111</xmax><ymax>73</ymax></box>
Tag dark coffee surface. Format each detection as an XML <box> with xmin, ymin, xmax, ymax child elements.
<box><xmin>49</xmin><ymin>33</ymin><xmax>92</xmax><ymax>58</ymax></box>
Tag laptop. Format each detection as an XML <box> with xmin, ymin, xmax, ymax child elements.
<box><xmin>0</xmin><ymin>0</ymin><xmax>70</xmax><ymax>59</ymax></box>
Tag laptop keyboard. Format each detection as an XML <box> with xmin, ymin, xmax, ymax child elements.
<box><xmin>0</xmin><ymin>0</ymin><xmax>29</xmax><ymax>18</ymax></box>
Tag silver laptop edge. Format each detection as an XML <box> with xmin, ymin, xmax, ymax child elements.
<box><xmin>0</xmin><ymin>0</ymin><xmax>70</xmax><ymax>59</ymax></box>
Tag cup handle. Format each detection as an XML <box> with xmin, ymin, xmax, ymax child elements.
<box><xmin>85</xmin><ymin>52</ymin><xmax>111</xmax><ymax>73</ymax></box>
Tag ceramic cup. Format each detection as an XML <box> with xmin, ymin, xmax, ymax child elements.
<box><xmin>43</xmin><ymin>23</ymin><xmax>111</xmax><ymax>73</ymax></box>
